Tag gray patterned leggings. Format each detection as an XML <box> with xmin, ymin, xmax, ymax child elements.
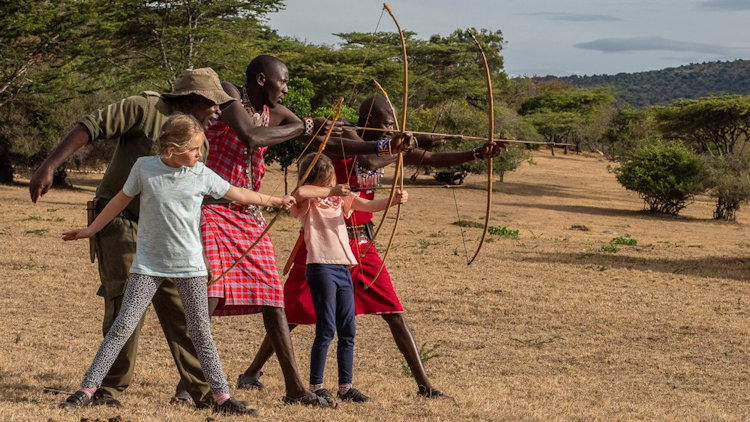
<box><xmin>81</xmin><ymin>273</ymin><xmax>229</xmax><ymax>394</ymax></box>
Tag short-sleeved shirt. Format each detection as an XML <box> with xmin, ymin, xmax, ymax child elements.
<box><xmin>78</xmin><ymin>91</ymin><xmax>208</xmax><ymax>218</ymax></box>
<box><xmin>291</xmin><ymin>194</ymin><xmax>358</xmax><ymax>266</ymax></box>
<box><xmin>122</xmin><ymin>156</ymin><xmax>230</xmax><ymax>277</ymax></box>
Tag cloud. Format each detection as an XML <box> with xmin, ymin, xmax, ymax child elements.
<box><xmin>574</xmin><ymin>36</ymin><xmax>729</xmax><ymax>55</ymax></box>
<box><xmin>522</xmin><ymin>12</ymin><xmax>620</xmax><ymax>22</ymax></box>
<box><xmin>698</xmin><ymin>0</ymin><xmax>750</xmax><ymax>11</ymax></box>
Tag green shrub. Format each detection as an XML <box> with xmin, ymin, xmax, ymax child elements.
<box><xmin>611</xmin><ymin>234</ymin><xmax>637</xmax><ymax>246</ymax></box>
<box><xmin>488</xmin><ymin>225</ymin><xmax>519</xmax><ymax>238</ymax></box>
<box><xmin>705</xmin><ymin>153</ymin><xmax>750</xmax><ymax>221</ymax></box>
<box><xmin>613</xmin><ymin>140</ymin><xmax>705</xmax><ymax>215</ymax></box>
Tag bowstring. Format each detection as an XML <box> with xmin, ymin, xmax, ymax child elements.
<box><xmin>452</xmin><ymin>186</ymin><xmax>470</xmax><ymax>264</ymax></box>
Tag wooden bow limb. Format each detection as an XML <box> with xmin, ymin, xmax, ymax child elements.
<box><xmin>282</xmin><ymin>230</ymin><xmax>304</xmax><ymax>276</ymax></box>
<box><xmin>208</xmin><ymin>98</ymin><xmax>345</xmax><ymax>286</ymax></box>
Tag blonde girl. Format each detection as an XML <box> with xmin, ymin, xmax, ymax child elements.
<box><xmin>59</xmin><ymin>114</ymin><xmax>294</xmax><ymax>415</ymax></box>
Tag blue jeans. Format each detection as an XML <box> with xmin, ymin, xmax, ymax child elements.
<box><xmin>306</xmin><ymin>264</ymin><xmax>356</xmax><ymax>385</ymax></box>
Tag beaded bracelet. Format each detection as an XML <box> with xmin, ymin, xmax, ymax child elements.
<box><xmin>472</xmin><ymin>146</ymin><xmax>484</xmax><ymax>160</ymax></box>
<box><xmin>303</xmin><ymin>117</ymin><xmax>314</xmax><ymax>135</ymax></box>
<box><xmin>376</xmin><ymin>139</ymin><xmax>392</xmax><ymax>156</ymax></box>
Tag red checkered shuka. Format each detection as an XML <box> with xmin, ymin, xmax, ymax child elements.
<box><xmin>202</xmin><ymin>104</ymin><xmax>283</xmax><ymax>316</ymax></box>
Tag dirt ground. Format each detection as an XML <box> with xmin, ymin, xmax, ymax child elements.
<box><xmin>0</xmin><ymin>149</ymin><xmax>748</xmax><ymax>421</ymax></box>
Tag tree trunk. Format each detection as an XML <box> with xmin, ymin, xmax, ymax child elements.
<box><xmin>0</xmin><ymin>150</ymin><xmax>13</xmax><ymax>184</ymax></box>
<box><xmin>713</xmin><ymin>196</ymin><xmax>738</xmax><ymax>221</ymax></box>
<box><xmin>53</xmin><ymin>166</ymin><xmax>71</xmax><ymax>188</ymax></box>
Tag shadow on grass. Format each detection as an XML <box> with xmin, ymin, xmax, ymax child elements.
<box><xmin>520</xmin><ymin>252</ymin><xmax>750</xmax><ymax>282</ymax></box>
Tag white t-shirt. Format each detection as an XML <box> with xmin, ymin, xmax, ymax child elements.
<box><xmin>122</xmin><ymin>155</ymin><xmax>230</xmax><ymax>277</ymax></box>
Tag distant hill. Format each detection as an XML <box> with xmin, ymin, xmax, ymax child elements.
<box><xmin>534</xmin><ymin>59</ymin><xmax>750</xmax><ymax>108</ymax></box>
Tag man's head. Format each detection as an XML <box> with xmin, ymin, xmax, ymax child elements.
<box><xmin>245</xmin><ymin>55</ymin><xmax>290</xmax><ymax>108</ymax></box>
<box><xmin>357</xmin><ymin>95</ymin><xmax>396</xmax><ymax>142</ymax></box>
<box><xmin>164</xmin><ymin>67</ymin><xmax>234</xmax><ymax>128</ymax></box>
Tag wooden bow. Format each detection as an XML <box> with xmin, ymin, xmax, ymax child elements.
<box><xmin>362</xmin><ymin>3</ymin><xmax>408</xmax><ymax>287</ymax></box>
<box><xmin>466</xmin><ymin>31</ymin><xmax>494</xmax><ymax>266</ymax></box>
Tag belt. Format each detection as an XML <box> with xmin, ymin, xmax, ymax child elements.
<box><xmin>202</xmin><ymin>197</ymin><xmax>261</xmax><ymax>215</ymax></box>
<box><xmin>347</xmin><ymin>222</ymin><xmax>374</xmax><ymax>243</ymax></box>
<box><xmin>95</xmin><ymin>198</ymin><xmax>138</xmax><ymax>223</ymax></box>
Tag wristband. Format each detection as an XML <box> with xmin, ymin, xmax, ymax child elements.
<box><xmin>376</xmin><ymin>139</ymin><xmax>392</xmax><ymax>156</ymax></box>
<box><xmin>304</xmin><ymin>117</ymin><xmax>314</xmax><ymax>136</ymax></box>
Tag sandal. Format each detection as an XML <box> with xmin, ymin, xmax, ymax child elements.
<box><xmin>213</xmin><ymin>396</ymin><xmax>259</xmax><ymax>416</ymax></box>
<box><xmin>169</xmin><ymin>390</ymin><xmax>193</xmax><ymax>406</ymax></box>
<box><xmin>313</xmin><ymin>388</ymin><xmax>338</xmax><ymax>408</ymax></box>
<box><xmin>417</xmin><ymin>385</ymin><xmax>453</xmax><ymax>400</ymax></box>
<box><xmin>237</xmin><ymin>372</ymin><xmax>265</xmax><ymax>390</ymax></box>
<box><xmin>282</xmin><ymin>392</ymin><xmax>331</xmax><ymax>407</ymax></box>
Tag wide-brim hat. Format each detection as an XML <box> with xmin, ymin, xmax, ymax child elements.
<box><xmin>163</xmin><ymin>67</ymin><xmax>235</xmax><ymax>106</ymax></box>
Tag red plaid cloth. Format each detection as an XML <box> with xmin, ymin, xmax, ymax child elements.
<box><xmin>202</xmin><ymin>205</ymin><xmax>282</xmax><ymax>315</ymax></box>
<box><xmin>202</xmin><ymin>103</ymin><xmax>283</xmax><ymax>316</ymax></box>
<box><xmin>334</xmin><ymin>157</ymin><xmax>374</xmax><ymax>227</ymax></box>
<box><xmin>204</xmin><ymin>104</ymin><xmax>269</xmax><ymax>191</ymax></box>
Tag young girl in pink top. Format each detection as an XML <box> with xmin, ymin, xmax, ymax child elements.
<box><xmin>291</xmin><ymin>153</ymin><xmax>407</xmax><ymax>404</ymax></box>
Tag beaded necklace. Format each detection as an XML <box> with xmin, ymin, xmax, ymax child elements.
<box><xmin>240</xmin><ymin>86</ymin><xmax>270</xmax><ymax>189</ymax></box>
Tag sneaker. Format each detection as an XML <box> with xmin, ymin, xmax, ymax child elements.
<box><xmin>417</xmin><ymin>385</ymin><xmax>452</xmax><ymax>399</ymax></box>
<box><xmin>91</xmin><ymin>391</ymin><xmax>122</xmax><ymax>408</ymax></box>
<box><xmin>213</xmin><ymin>396</ymin><xmax>259</xmax><ymax>416</ymax></box>
<box><xmin>337</xmin><ymin>387</ymin><xmax>371</xmax><ymax>403</ymax></box>
<box><xmin>59</xmin><ymin>390</ymin><xmax>92</xmax><ymax>409</ymax></box>
<box><xmin>313</xmin><ymin>388</ymin><xmax>338</xmax><ymax>408</ymax></box>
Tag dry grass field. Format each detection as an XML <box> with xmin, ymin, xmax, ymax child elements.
<box><xmin>1</xmin><ymin>149</ymin><xmax>748</xmax><ymax>421</ymax></box>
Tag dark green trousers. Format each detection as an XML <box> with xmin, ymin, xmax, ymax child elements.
<box><xmin>93</xmin><ymin>215</ymin><xmax>212</xmax><ymax>407</ymax></box>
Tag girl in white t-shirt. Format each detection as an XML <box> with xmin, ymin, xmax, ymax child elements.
<box><xmin>59</xmin><ymin>114</ymin><xmax>294</xmax><ymax>415</ymax></box>
<box><xmin>291</xmin><ymin>153</ymin><xmax>406</xmax><ymax>404</ymax></box>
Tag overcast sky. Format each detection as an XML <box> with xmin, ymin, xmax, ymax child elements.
<box><xmin>265</xmin><ymin>0</ymin><xmax>750</xmax><ymax>77</ymax></box>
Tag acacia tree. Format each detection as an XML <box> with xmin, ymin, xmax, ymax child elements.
<box><xmin>654</xmin><ymin>96</ymin><xmax>750</xmax><ymax>220</ymax></box>
<box><xmin>0</xmin><ymin>0</ymin><xmax>109</xmax><ymax>182</ymax></box>
<box><xmin>0</xmin><ymin>0</ymin><xmax>288</xmax><ymax>184</ymax></box>
<box><xmin>600</xmin><ymin>106</ymin><xmax>660</xmax><ymax>160</ymax></box>
<box><xmin>518</xmin><ymin>87</ymin><xmax>616</xmax><ymax>154</ymax></box>
<box><xmin>103</xmin><ymin>0</ymin><xmax>285</xmax><ymax>86</ymax></box>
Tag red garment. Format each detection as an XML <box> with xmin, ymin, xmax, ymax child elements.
<box><xmin>283</xmin><ymin>156</ymin><xmax>403</xmax><ymax>324</ymax></box>
<box><xmin>283</xmin><ymin>240</ymin><xmax>403</xmax><ymax>325</ymax></box>
<box><xmin>201</xmin><ymin>103</ymin><xmax>283</xmax><ymax>316</ymax></box>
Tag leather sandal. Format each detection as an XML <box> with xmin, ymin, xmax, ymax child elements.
<box><xmin>237</xmin><ymin>372</ymin><xmax>265</xmax><ymax>390</ymax></box>
<box><xmin>313</xmin><ymin>388</ymin><xmax>338</xmax><ymax>408</ymax></box>
<box><xmin>169</xmin><ymin>390</ymin><xmax>193</xmax><ymax>406</ymax></box>
<box><xmin>417</xmin><ymin>385</ymin><xmax>453</xmax><ymax>400</ymax></box>
<box><xmin>282</xmin><ymin>392</ymin><xmax>331</xmax><ymax>407</ymax></box>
